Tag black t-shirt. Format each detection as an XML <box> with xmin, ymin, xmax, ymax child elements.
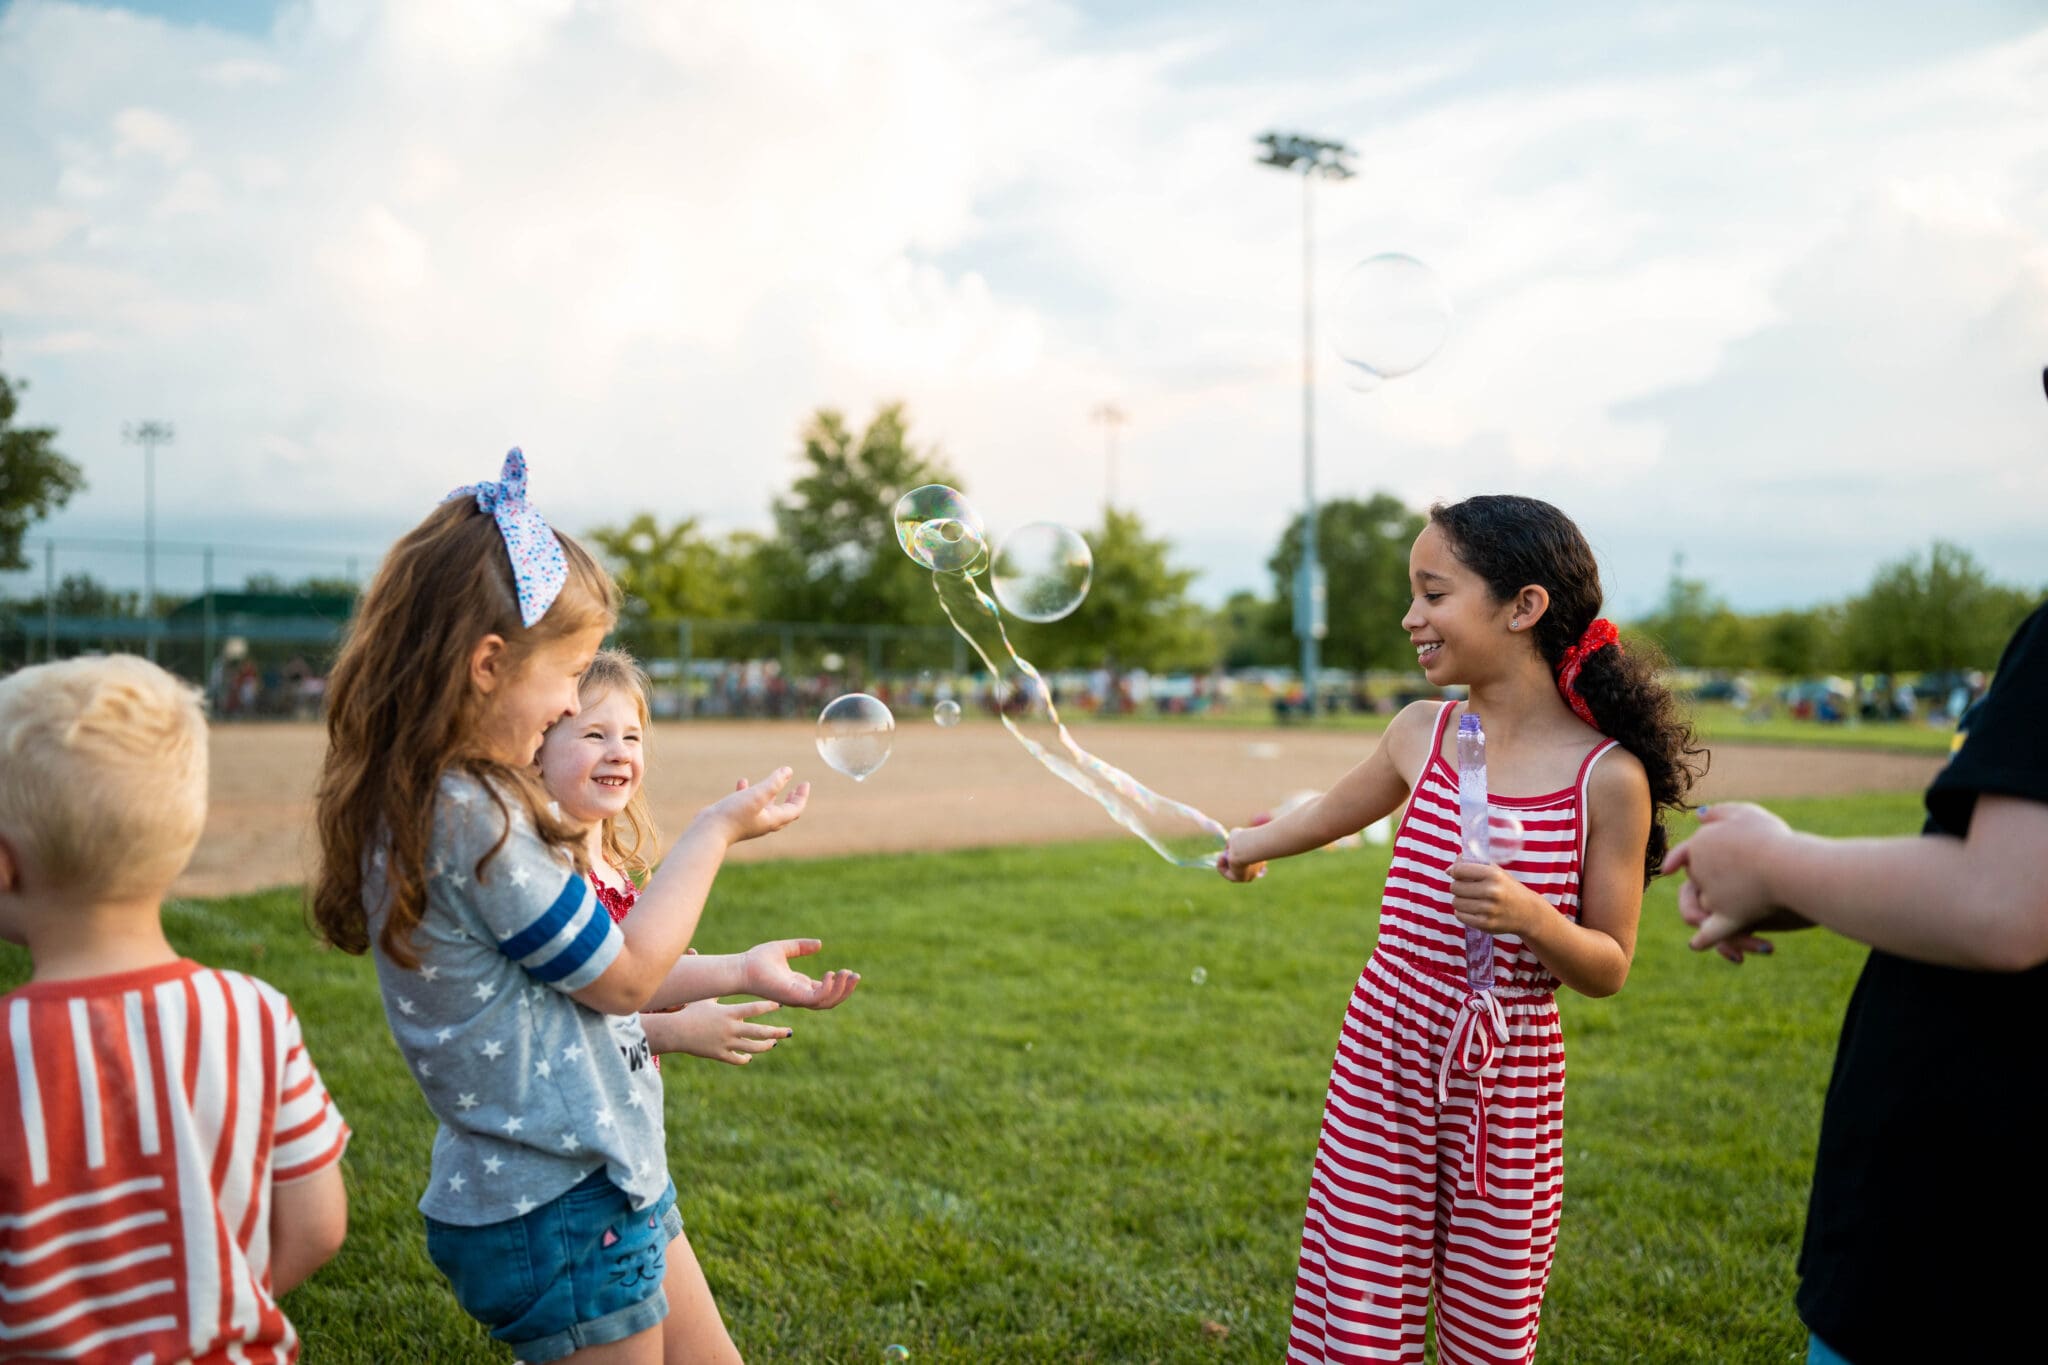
<box><xmin>1796</xmin><ymin>602</ymin><xmax>2048</xmax><ymax>1363</ymax></box>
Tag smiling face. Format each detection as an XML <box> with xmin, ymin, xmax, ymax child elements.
<box><xmin>536</xmin><ymin>686</ymin><xmax>645</xmax><ymax>825</ymax></box>
<box><xmin>476</xmin><ymin>625</ymin><xmax>608</xmax><ymax>767</ymax></box>
<box><xmin>1402</xmin><ymin>521</ymin><xmax>1517</xmax><ymax>685</ymax></box>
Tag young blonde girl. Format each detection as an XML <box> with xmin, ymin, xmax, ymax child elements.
<box><xmin>534</xmin><ymin>648</ymin><xmax>859</xmax><ymax>1065</ymax></box>
<box><xmin>314</xmin><ymin>452</ymin><xmax>810</xmax><ymax>1365</ymax></box>
<box><xmin>1221</xmin><ymin>494</ymin><xmax>1703</xmax><ymax>1365</ymax></box>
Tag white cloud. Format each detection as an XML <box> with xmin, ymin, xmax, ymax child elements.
<box><xmin>111</xmin><ymin>107</ymin><xmax>191</xmax><ymax>164</ymax></box>
<box><xmin>0</xmin><ymin>0</ymin><xmax>2041</xmax><ymax>617</ymax></box>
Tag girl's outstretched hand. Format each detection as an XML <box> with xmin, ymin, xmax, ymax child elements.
<box><xmin>644</xmin><ymin>998</ymin><xmax>791</xmax><ymax>1065</ymax></box>
<box><xmin>701</xmin><ymin>767</ymin><xmax>811</xmax><ymax>844</ymax></box>
<box><xmin>1216</xmin><ymin>828</ymin><xmax>1268</xmax><ymax>883</ymax></box>
<box><xmin>741</xmin><ymin>938</ymin><xmax>861</xmax><ymax>1009</ymax></box>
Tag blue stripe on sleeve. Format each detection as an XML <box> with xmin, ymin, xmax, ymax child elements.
<box><xmin>496</xmin><ymin>874</ymin><xmax>587</xmax><ymax>959</ymax></box>
<box><xmin>527</xmin><ymin>891</ymin><xmax>613</xmax><ymax>983</ymax></box>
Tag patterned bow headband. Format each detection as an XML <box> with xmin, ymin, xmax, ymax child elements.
<box><xmin>445</xmin><ymin>449</ymin><xmax>568</xmax><ymax>628</ymax></box>
<box><xmin>1555</xmin><ymin>617</ymin><xmax>1620</xmax><ymax>728</ymax></box>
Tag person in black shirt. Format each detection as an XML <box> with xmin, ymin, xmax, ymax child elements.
<box><xmin>1664</xmin><ymin>600</ymin><xmax>2048</xmax><ymax>1365</ymax></box>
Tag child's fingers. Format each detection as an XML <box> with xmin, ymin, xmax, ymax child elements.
<box><xmin>730</xmin><ymin>1036</ymin><xmax>778</xmax><ymax>1055</ymax></box>
<box><xmin>776</xmin><ymin>938</ymin><xmax>823</xmax><ymax>961</ymax></box>
<box><xmin>1689</xmin><ymin>910</ymin><xmax>1744</xmax><ymax>952</ymax></box>
<box><xmin>739</xmin><ymin>1022</ymin><xmax>792</xmax><ymax>1041</ymax></box>
<box><xmin>1677</xmin><ymin>878</ymin><xmax>1709</xmax><ymax>930</ymax></box>
<box><xmin>734</xmin><ymin>998</ymin><xmax>783</xmax><ymax>1020</ymax></box>
<box><xmin>1663</xmin><ymin>837</ymin><xmax>1693</xmax><ymax>874</ymax></box>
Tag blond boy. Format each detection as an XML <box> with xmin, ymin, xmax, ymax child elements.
<box><xmin>0</xmin><ymin>655</ymin><xmax>349</xmax><ymax>1362</ymax></box>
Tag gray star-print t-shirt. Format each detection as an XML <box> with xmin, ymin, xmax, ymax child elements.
<box><xmin>366</xmin><ymin>770</ymin><xmax>667</xmax><ymax>1226</ymax></box>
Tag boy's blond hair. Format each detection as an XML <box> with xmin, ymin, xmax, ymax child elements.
<box><xmin>0</xmin><ymin>655</ymin><xmax>209</xmax><ymax>900</ymax></box>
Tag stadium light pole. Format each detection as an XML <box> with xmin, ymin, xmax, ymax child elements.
<box><xmin>1255</xmin><ymin>131</ymin><xmax>1354</xmax><ymax>717</ymax></box>
<box><xmin>124</xmin><ymin>420</ymin><xmax>174</xmax><ymax>663</ymax></box>
<box><xmin>1091</xmin><ymin>401</ymin><xmax>1127</xmax><ymax>514</ymax></box>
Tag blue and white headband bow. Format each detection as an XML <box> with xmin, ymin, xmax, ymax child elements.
<box><xmin>445</xmin><ymin>448</ymin><xmax>568</xmax><ymax>628</ymax></box>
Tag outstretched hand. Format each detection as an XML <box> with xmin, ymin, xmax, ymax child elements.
<box><xmin>1215</xmin><ymin>828</ymin><xmax>1268</xmax><ymax>883</ymax></box>
<box><xmin>701</xmin><ymin>767</ymin><xmax>811</xmax><ymax>844</ymax></box>
<box><xmin>645</xmin><ymin>998</ymin><xmax>792</xmax><ymax>1066</ymax></box>
<box><xmin>1665</xmin><ymin>803</ymin><xmax>1794</xmax><ymax>959</ymax></box>
<box><xmin>741</xmin><ymin>938</ymin><xmax>861</xmax><ymax>1009</ymax></box>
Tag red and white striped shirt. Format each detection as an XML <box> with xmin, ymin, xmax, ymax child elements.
<box><xmin>0</xmin><ymin>959</ymin><xmax>349</xmax><ymax>1363</ymax></box>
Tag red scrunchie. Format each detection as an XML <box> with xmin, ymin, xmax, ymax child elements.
<box><xmin>1556</xmin><ymin>618</ymin><xmax>1620</xmax><ymax>727</ymax></box>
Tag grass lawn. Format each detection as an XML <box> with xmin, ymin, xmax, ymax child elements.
<box><xmin>1</xmin><ymin>793</ymin><xmax>1925</xmax><ymax>1363</ymax></box>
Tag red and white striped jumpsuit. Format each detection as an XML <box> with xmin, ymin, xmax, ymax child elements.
<box><xmin>1290</xmin><ymin>701</ymin><xmax>1618</xmax><ymax>1365</ymax></box>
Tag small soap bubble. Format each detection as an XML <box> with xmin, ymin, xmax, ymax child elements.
<box><xmin>1462</xmin><ymin>810</ymin><xmax>1526</xmax><ymax>864</ymax></box>
<box><xmin>893</xmin><ymin>485</ymin><xmax>984</xmax><ymax>569</ymax></box>
<box><xmin>913</xmin><ymin>517</ymin><xmax>988</xmax><ymax>575</ymax></box>
<box><xmin>884</xmin><ymin>1346</ymin><xmax>910</xmax><ymax>1362</ymax></box>
<box><xmin>1330</xmin><ymin>253</ymin><xmax>1452</xmax><ymax>385</ymax></box>
<box><xmin>1190</xmin><ymin>966</ymin><xmax>1208</xmax><ymax>986</ymax></box>
<box><xmin>934</xmin><ymin>699</ymin><xmax>962</xmax><ymax>727</ymax></box>
<box><xmin>815</xmin><ymin>693</ymin><xmax>895</xmax><ymax>782</ymax></box>
<box><xmin>991</xmin><ymin>522</ymin><xmax>1092</xmax><ymax>623</ymax></box>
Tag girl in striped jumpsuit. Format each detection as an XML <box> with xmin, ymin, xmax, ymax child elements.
<box><xmin>1222</xmin><ymin>496</ymin><xmax>1702</xmax><ymax>1364</ymax></box>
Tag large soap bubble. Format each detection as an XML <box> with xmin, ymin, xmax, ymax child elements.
<box><xmin>1330</xmin><ymin>253</ymin><xmax>1452</xmax><ymax>385</ymax></box>
<box><xmin>893</xmin><ymin>485</ymin><xmax>985</xmax><ymax>570</ymax></box>
<box><xmin>815</xmin><ymin>693</ymin><xmax>895</xmax><ymax>782</ymax></box>
<box><xmin>991</xmin><ymin>522</ymin><xmax>1093</xmax><ymax>623</ymax></box>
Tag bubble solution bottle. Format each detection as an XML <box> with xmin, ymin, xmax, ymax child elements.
<box><xmin>1456</xmin><ymin>712</ymin><xmax>1499</xmax><ymax>993</ymax></box>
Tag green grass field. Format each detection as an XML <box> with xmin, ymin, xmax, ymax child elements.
<box><xmin>0</xmin><ymin>793</ymin><xmax>1926</xmax><ymax>1363</ymax></box>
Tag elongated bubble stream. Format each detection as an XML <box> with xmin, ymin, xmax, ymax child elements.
<box><xmin>890</xmin><ymin>486</ymin><xmax>1226</xmax><ymax>869</ymax></box>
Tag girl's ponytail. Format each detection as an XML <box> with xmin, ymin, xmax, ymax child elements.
<box><xmin>1430</xmin><ymin>495</ymin><xmax>1706</xmax><ymax>884</ymax></box>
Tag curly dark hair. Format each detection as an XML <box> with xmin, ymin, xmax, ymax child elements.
<box><xmin>1429</xmin><ymin>494</ymin><xmax>1706</xmax><ymax>884</ymax></box>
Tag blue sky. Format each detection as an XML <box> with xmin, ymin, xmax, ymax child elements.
<box><xmin>2</xmin><ymin>0</ymin><xmax>2044</xmax><ymax>617</ymax></box>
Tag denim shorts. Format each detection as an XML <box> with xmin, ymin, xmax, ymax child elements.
<box><xmin>1807</xmin><ymin>1334</ymin><xmax>1853</xmax><ymax>1365</ymax></box>
<box><xmin>425</xmin><ymin>1170</ymin><xmax>682</xmax><ymax>1363</ymax></box>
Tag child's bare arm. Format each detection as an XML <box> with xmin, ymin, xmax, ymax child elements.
<box><xmin>642</xmin><ymin>938</ymin><xmax>860</xmax><ymax>1013</ymax></box>
<box><xmin>1476</xmin><ymin>748</ymin><xmax>1648</xmax><ymax>998</ymax></box>
<box><xmin>269</xmin><ymin>1161</ymin><xmax>347</xmax><ymax>1296</ymax></box>
<box><xmin>570</xmin><ymin>768</ymin><xmax>808</xmax><ymax>1014</ymax></box>
<box><xmin>642</xmin><ymin>999</ymin><xmax>791</xmax><ymax>1064</ymax></box>
<box><xmin>1222</xmin><ymin>701</ymin><xmax>1428</xmax><ymax>878</ymax></box>
<box><xmin>1669</xmin><ymin>796</ymin><xmax>2048</xmax><ymax>970</ymax></box>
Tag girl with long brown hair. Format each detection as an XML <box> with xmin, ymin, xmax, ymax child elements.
<box><xmin>313</xmin><ymin>451</ymin><xmax>811</xmax><ymax>1364</ymax></box>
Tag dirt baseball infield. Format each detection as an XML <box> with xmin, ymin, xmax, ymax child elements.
<box><xmin>178</xmin><ymin>720</ymin><xmax>1944</xmax><ymax>899</ymax></box>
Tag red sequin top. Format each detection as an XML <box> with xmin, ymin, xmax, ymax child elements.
<box><xmin>594</xmin><ymin>876</ymin><xmax>638</xmax><ymax>924</ymax></box>
<box><xmin>592</xmin><ymin>872</ymin><xmax>661</xmax><ymax>1065</ymax></box>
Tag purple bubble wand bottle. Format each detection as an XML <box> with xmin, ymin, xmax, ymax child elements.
<box><xmin>1456</xmin><ymin>712</ymin><xmax>1499</xmax><ymax>993</ymax></box>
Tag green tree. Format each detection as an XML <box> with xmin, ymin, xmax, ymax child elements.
<box><xmin>1754</xmin><ymin>606</ymin><xmax>1843</xmax><ymax>676</ymax></box>
<box><xmin>1215</xmin><ymin>588</ymin><xmax>1289</xmax><ymax>670</ymax></box>
<box><xmin>1634</xmin><ymin>561</ymin><xmax>1752</xmax><ymax>669</ymax></box>
<box><xmin>239</xmin><ymin>572</ymin><xmax>360</xmax><ymax>599</ymax></box>
<box><xmin>0</xmin><ymin>364</ymin><xmax>86</xmax><ymax>571</ymax></box>
<box><xmin>754</xmin><ymin>403</ymin><xmax>962</xmax><ymax>627</ymax></box>
<box><xmin>1843</xmin><ymin>541</ymin><xmax>2036</xmax><ymax>672</ymax></box>
<box><xmin>1265</xmin><ymin>493</ymin><xmax>1426</xmax><ymax>672</ymax></box>
<box><xmin>585</xmin><ymin>513</ymin><xmax>757</xmax><ymax>622</ymax></box>
<box><xmin>1007</xmin><ymin>507</ymin><xmax>1214</xmax><ymax>673</ymax></box>
<box><xmin>33</xmin><ymin>572</ymin><xmax>139</xmax><ymax>619</ymax></box>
